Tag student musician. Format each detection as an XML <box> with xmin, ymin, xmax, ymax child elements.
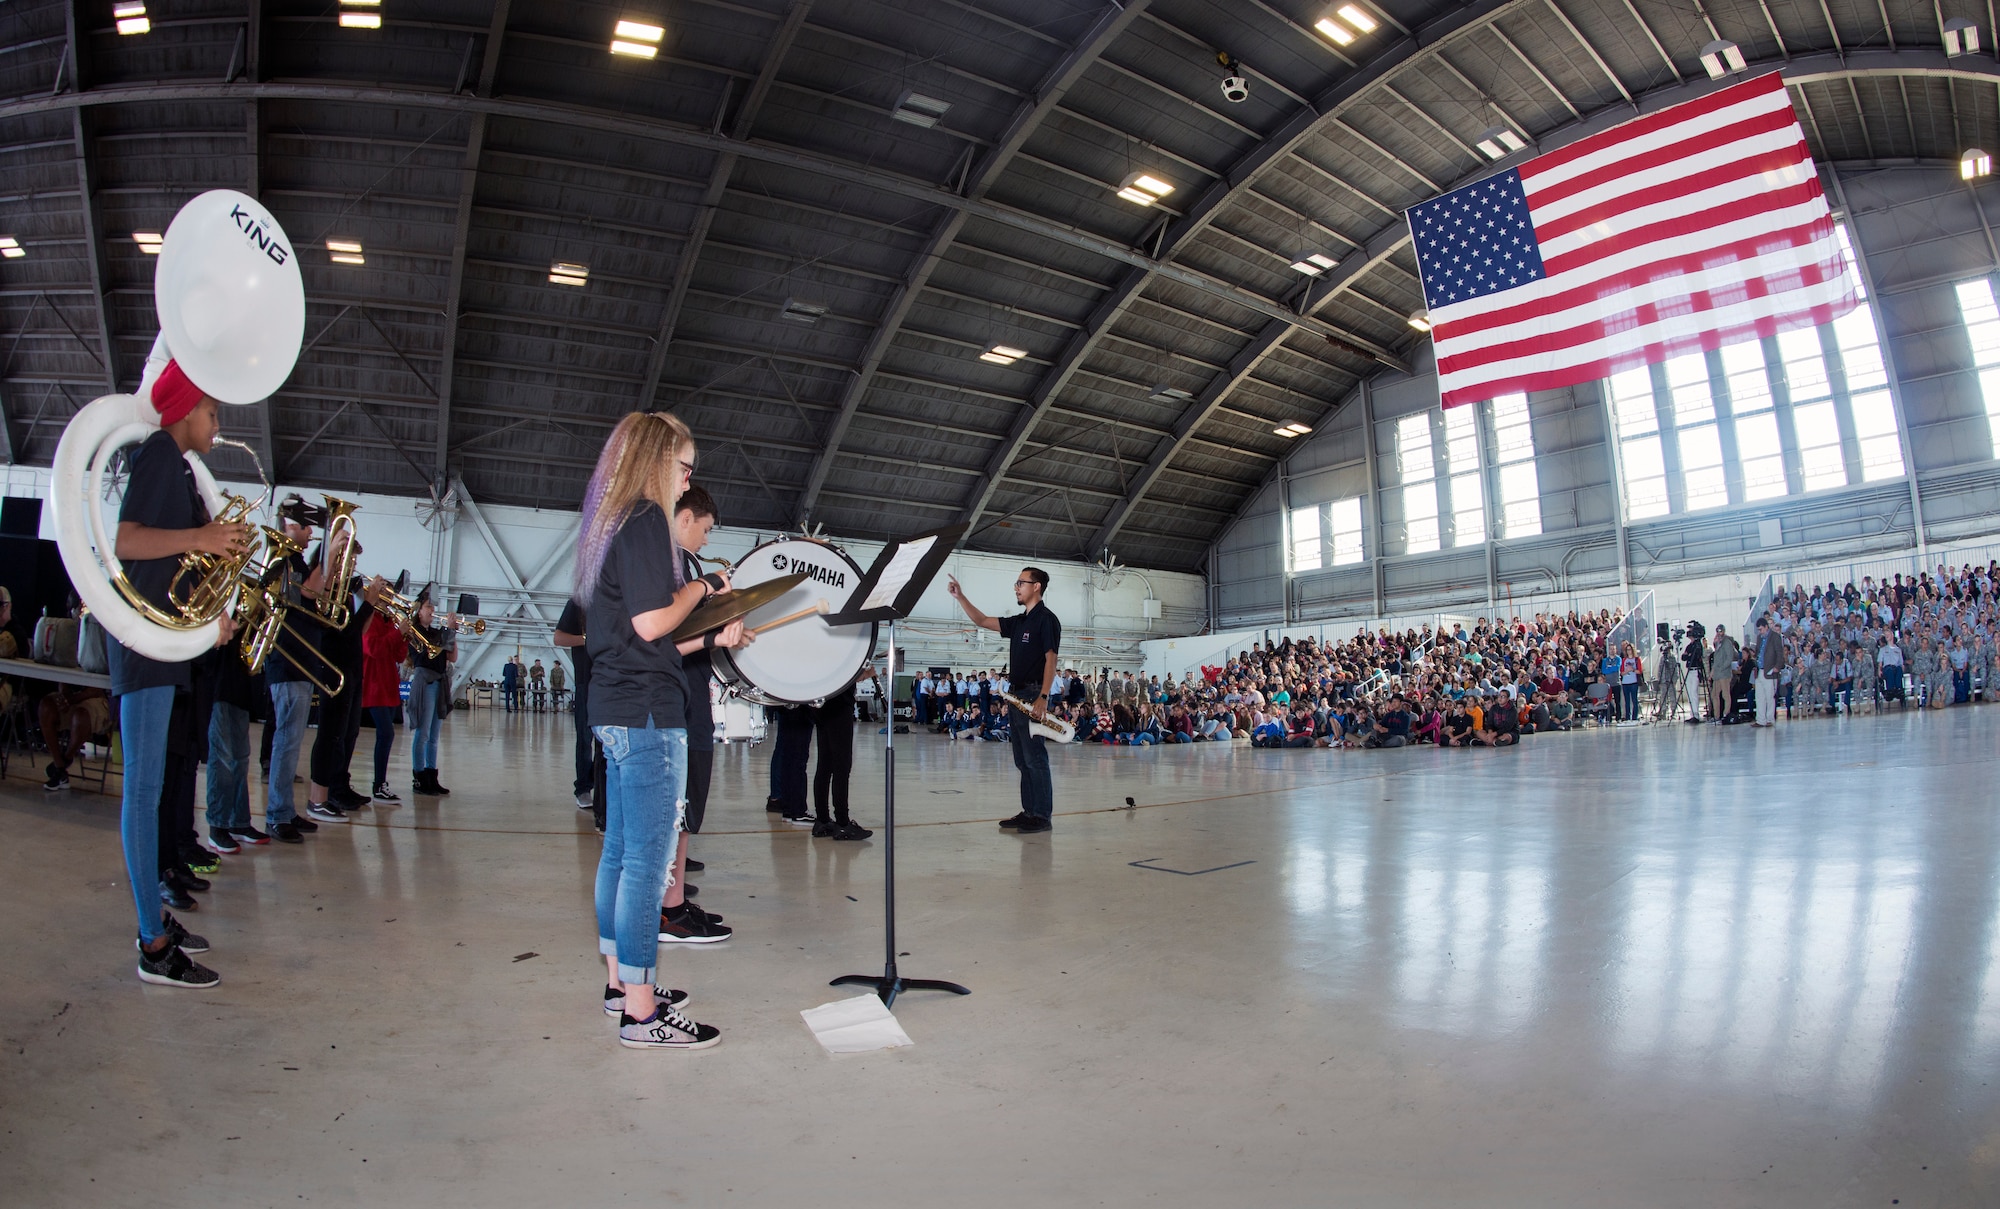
<box><xmin>946</xmin><ymin>568</ymin><xmax>1061</xmax><ymax>834</ymax></box>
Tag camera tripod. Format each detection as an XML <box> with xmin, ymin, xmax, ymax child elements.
<box><xmin>1651</xmin><ymin>649</ymin><xmax>1686</xmax><ymax>722</ymax></box>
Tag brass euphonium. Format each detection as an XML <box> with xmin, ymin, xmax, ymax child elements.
<box><xmin>235</xmin><ymin>525</ymin><xmax>347</xmax><ymax>697</ymax></box>
<box><xmin>164</xmin><ymin>493</ymin><xmax>261</xmax><ymax>623</ymax></box>
<box><xmin>310</xmin><ymin>495</ymin><xmax>361</xmax><ymax>626</ymax></box>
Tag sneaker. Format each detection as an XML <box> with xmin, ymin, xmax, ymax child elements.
<box><xmin>185</xmin><ymin>852</ymin><xmax>220</xmax><ymax>876</ymax></box>
<box><xmin>373</xmin><ymin>783</ymin><xmax>401</xmax><ymax>803</ymax></box>
<box><xmin>811</xmin><ymin>818</ymin><xmax>837</xmax><ymax>838</ymax></box>
<box><xmin>290</xmin><ymin>814</ymin><xmax>320</xmax><ymax>834</ymax></box>
<box><xmin>170</xmin><ymin>866</ymin><xmax>211</xmax><ymax>892</ymax></box>
<box><xmin>272</xmin><ymin>822</ymin><xmax>304</xmax><ymax>844</ymax></box>
<box><xmin>574</xmin><ymin>792</ymin><xmax>593</xmax><ymax>811</ymax></box>
<box><xmin>1011</xmin><ymin>816</ymin><xmax>1052</xmax><ymax>834</ymax></box>
<box><xmin>832</xmin><ymin>821</ymin><xmax>874</xmax><ymax>841</ymax></box>
<box><xmin>136</xmin><ymin>942</ymin><xmax>220</xmax><ymax>989</ymax></box>
<box><xmin>680</xmin><ymin>883</ymin><xmax>699</xmax><ymax>898</ymax></box>
<box><xmin>766</xmin><ymin>797</ymin><xmax>785</xmax><ymax>813</ymax></box>
<box><xmin>202</xmin><ymin>830</ymin><xmax>240</xmax><ymax>856</ymax></box>
<box><xmin>159</xmin><ymin>880</ymin><xmax>196</xmax><ymax>911</ymax></box>
<box><xmin>42</xmin><ymin>763</ymin><xmax>70</xmax><ymax>792</ymax></box>
<box><xmin>230</xmin><ymin>825</ymin><xmax>272</xmax><ymax>846</ymax></box>
<box><xmin>602</xmin><ymin>984</ymin><xmax>690</xmax><ymax>1017</ymax></box>
<box><xmin>780</xmin><ymin>813</ymin><xmax>813</xmax><ymax>828</ymax></box>
<box><xmin>617</xmin><ymin>1004</ymin><xmax>720</xmax><ymax>1050</ymax></box>
<box><xmin>135</xmin><ymin>911</ymin><xmax>210</xmax><ymax>955</ymax></box>
<box><xmin>683</xmin><ymin>857</ymin><xmax>704</xmax><ymax>873</ymax></box>
<box><xmin>997</xmin><ymin>813</ymin><xmax>1033</xmax><ymax>829</ymax></box>
<box><xmin>658</xmin><ymin>902</ymin><xmax>732</xmax><ymax>944</ymax></box>
<box><xmin>334</xmin><ymin>788</ymin><xmax>372</xmax><ymax>810</ymax></box>
<box><xmin>306</xmin><ymin>803</ymin><xmax>348</xmax><ymax>824</ymax></box>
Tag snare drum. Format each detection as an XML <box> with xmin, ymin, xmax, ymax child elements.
<box><xmin>712</xmin><ymin>537</ymin><xmax>877</xmax><ymax>706</ymax></box>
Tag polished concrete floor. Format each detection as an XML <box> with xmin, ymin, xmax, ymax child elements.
<box><xmin>2</xmin><ymin>705</ymin><xmax>1997</xmax><ymax>1207</ymax></box>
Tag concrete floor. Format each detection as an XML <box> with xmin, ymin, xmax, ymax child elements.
<box><xmin>2</xmin><ymin>705</ymin><xmax>1997</xmax><ymax>1207</ymax></box>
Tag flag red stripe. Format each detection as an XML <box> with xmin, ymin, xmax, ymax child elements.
<box><xmin>1529</xmin><ymin>140</ymin><xmax>1811</xmax><ymax>246</ymax></box>
<box><xmin>1537</xmin><ymin>181</ymin><xmax>1828</xmax><ymax>278</ymax></box>
<box><xmin>1525</xmin><ymin>106</ymin><xmax>1803</xmax><ymax>216</ymax></box>
<box><xmin>1518</xmin><ymin>73</ymin><xmax>1789</xmax><ymax>183</ymax></box>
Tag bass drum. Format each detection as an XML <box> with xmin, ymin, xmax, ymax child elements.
<box><xmin>712</xmin><ymin>537</ymin><xmax>876</xmax><ymax>706</ymax></box>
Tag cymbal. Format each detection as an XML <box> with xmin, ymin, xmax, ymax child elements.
<box><xmin>670</xmin><ymin>572</ymin><xmax>809</xmax><ymax>641</ymax></box>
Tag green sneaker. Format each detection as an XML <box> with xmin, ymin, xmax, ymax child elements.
<box><xmin>185</xmin><ymin>853</ymin><xmax>220</xmax><ymax>875</ymax></box>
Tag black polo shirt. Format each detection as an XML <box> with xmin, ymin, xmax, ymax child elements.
<box><xmin>555</xmin><ymin>598</ymin><xmax>592</xmax><ymax>701</ymax></box>
<box><xmin>998</xmin><ymin>600</ymin><xmax>1060</xmax><ymax>696</ymax></box>
<box><xmin>107</xmin><ymin>429</ymin><xmax>208</xmax><ymax>696</ymax></box>
<box><xmin>583</xmin><ymin>502</ymin><xmax>687</xmax><ymax>730</ymax></box>
<box><xmin>678</xmin><ymin>548</ymin><xmax>714</xmax><ymax>751</ymax></box>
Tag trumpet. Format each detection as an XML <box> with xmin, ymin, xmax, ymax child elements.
<box><xmin>375</xmin><ymin>585</ymin><xmax>443</xmax><ymax>659</ymax></box>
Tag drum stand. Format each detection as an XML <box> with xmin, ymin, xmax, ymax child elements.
<box><xmin>831</xmin><ymin>617</ymin><xmax>971</xmax><ymax>1008</ymax></box>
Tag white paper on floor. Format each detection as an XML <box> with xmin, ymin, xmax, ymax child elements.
<box><xmin>801</xmin><ymin>994</ymin><xmax>914</xmax><ymax>1055</ymax></box>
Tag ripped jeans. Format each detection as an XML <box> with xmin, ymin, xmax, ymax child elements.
<box><xmin>592</xmin><ymin>720</ymin><xmax>687</xmax><ymax>986</ymax></box>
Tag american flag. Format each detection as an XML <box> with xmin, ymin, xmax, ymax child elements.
<box><xmin>1409</xmin><ymin>72</ymin><xmax>1857</xmax><ymax>408</ymax></box>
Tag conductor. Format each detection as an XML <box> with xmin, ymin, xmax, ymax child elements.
<box><xmin>947</xmin><ymin>567</ymin><xmax>1060</xmax><ymax>834</ymax></box>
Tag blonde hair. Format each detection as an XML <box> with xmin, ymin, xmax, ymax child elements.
<box><xmin>574</xmin><ymin>411</ymin><xmax>693</xmax><ymax>607</ymax></box>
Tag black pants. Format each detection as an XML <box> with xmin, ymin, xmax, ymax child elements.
<box><xmin>368</xmin><ymin>706</ymin><xmax>398</xmax><ymax>785</ymax></box>
<box><xmin>685</xmin><ymin>744</ymin><xmax>713</xmax><ymax>833</ymax></box>
<box><xmin>812</xmin><ymin>689</ymin><xmax>857</xmax><ymax>823</ymax></box>
<box><xmin>159</xmin><ymin>688</ymin><xmax>201</xmax><ymax>873</ymax></box>
<box><xmin>310</xmin><ymin>686</ymin><xmax>358</xmax><ymax>790</ymax></box>
<box><xmin>776</xmin><ymin>705</ymin><xmax>815</xmax><ymax>816</ymax></box>
<box><xmin>571</xmin><ymin>683</ymin><xmax>592</xmax><ymax>795</ymax></box>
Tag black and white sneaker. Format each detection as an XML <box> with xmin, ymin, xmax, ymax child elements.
<box><xmin>373</xmin><ymin>783</ymin><xmax>401</xmax><ymax>803</ymax></box>
<box><xmin>136</xmin><ymin>942</ymin><xmax>220</xmax><ymax>989</ymax></box>
<box><xmin>134</xmin><ymin>911</ymin><xmax>210</xmax><ymax>955</ymax></box>
<box><xmin>603</xmin><ymin>984</ymin><xmax>690</xmax><ymax>1017</ymax></box>
<box><xmin>202</xmin><ymin>829</ymin><xmax>241</xmax><ymax>856</ymax></box>
<box><xmin>306</xmin><ymin>803</ymin><xmax>347</xmax><ymax>824</ymax></box>
<box><xmin>658</xmin><ymin>902</ymin><xmax>732</xmax><ymax>943</ymax></box>
<box><xmin>780</xmin><ymin>812</ymin><xmax>813</xmax><ymax>828</ymax></box>
<box><xmin>617</xmin><ymin>1004</ymin><xmax>720</xmax><ymax>1050</ymax></box>
<box><xmin>43</xmin><ymin>763</ymin><xmax>70</xmax><ymax>792</ymax></box>
<box><xmin>574</xmin><ymin>792</ymin><xmax>593</xmax><ymax>811</ymax></box>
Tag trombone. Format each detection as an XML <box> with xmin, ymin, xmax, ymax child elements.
<box><xmin>233</xmin><ymin>526</ymin><xmax>347</xmax><ymax>696</ymax></box>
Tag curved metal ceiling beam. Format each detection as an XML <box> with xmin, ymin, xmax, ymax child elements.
<box><xmin>954</xmin><ymin>0</ymin><xmax>1523</xmax><ymax>541</ymax></box>
<box><xmin>638</xmin><ymin>0</ymin><xmax>810</xmax><ymax>412</ymax></box>
<box><xmin>1089</xmin><ymin>47</ymin><xmax>1989</xmax><ymax>557</ymax></box>
<box><xmin>790</xmin><ymin>0</ymin><xmax>1156</xmax><ymax>529</ymax></box>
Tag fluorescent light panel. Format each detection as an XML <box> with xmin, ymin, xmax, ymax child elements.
<box><xmin>116</xmin><ymin>16</ymin><xmax>150</xmax><ymax>33</ymax></box>
<box><xmin>1289</xmin><ymin>252</ymin><xmax>1339</xmax><ymax>276</ymax></box>
<box><xmin>979</xmin><ymin>344</ymin><xmax>1027</xmax><ymax>365</ymax></box>
<box><xmin>1314</xmin><ymin>17</ymin><xmax>1354</xmax><ymax>45</ymax></box>
<box><xmin>134</xmin><ymin>231</ymin><xmax>163</xmax><ymax>254</ymax></box>
<box><xmin>1476</xmin><ymin>127</ymin><xmax>1527</xmax><ymax>160</ymax></box>
<box><xmin>1273</xmin><ymin>422</ymin><xmax>1313</xmax><ymax>437</ymax></box>
<box><xmin>1964</xmin><ymin>149</ymin><xmax>1992</xmax><ymax>180</ymax></box>
<box><xmin>614</xmin><ymin>18</ymin><xmax>663</xmax><ymax>40</ymax></box>
<box><xmin>549</xmin><ymin>261</ymin><xmax>590</xmax><ymax>286</ymax></box>
<box><xmin>1336</xmin><ymin>5</ymin><xmax>1377</xmax><ymax>32</ymax></box>
<box><xmin>339</xmin><ymin>11</ymin><xmax>381</xmax><ymax>27</ymax></box>
<box><xmin>325</xmin><ymin>239</ymin><xmax>363</xmax><ymax>254</ymax></box>
<box><xmin>1116</xmin><ymin>172</ymin><xmax>1174</xmax><ymax>206</ymax></box>
<box><xmin>892</xmin><ymin>91</ymin><xmax>951</xmax><ymax>128</ymax></box>
<box><xmin>0</xmin><ymin>236</ymin><xmax>22</xmax><ymax>259</ymax></box>
<box><xmin>780</xmin><ymin>298</ymin><xmax>826</xmax><ymax>324</ymax></box>
<box><xmin>1945</xmin><ymin>19</ymin><xmax>1981</xmax><ymax>57</ymax></box>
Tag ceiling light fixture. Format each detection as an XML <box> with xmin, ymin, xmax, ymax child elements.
<box><xmin>979</xmin><ymin>344</ymin><xmax>1028</xmax><ymax>366</ymax></box>
<box><xmin>891</xmin><ymin>91</ymin><xmax>951</xmax><ymax>128</ymax></box>
<box><xmin>1273</xmin><ymin>421</ymin><xmax>1313</xmax><ymax>438</ymax></box>
<box><xmin>1148</xmin><ymin>385</ymin><xmax>1195</xmax><ymax>404</ymax></box>
<box><xmin>549</xmin><ymin>260</ymin><xmax>590</xmax><ymax>286</ymax></box>
<box><xmin>1115</xmin><ymin>172</ymin><xmax>1174</xmax><ymax>206</ymax></box>
<box><xmin>339</xmin><ymin>9</ymin><xmax>381</xmax><ymax>28</ymax></box>
<box><xmin>1314</xmin><ymin>4</ymin><xmax>1377</xmax><ymax>46</ymax></box>
<box><xmin>611</xmin><ymin>17</ymin><xmax>663</xmax><ymax>57</ymax></box>
<box><xmin>1475</xmin><ymin>126</ymin><xmax>1527</xmax><ymax>160</ymax></box>
<box><xmin>1289</xmin><ymin>252</ymin><xmax>1339</xmax><ymax>276</ymax></box>
<box><xmin>1408</xmin><ymin>308</ymin><xmax>1432</xmax><ymax>332</ymax></box>
<box><xmin>1964</xmin><ymin>148</ymin><xmax>1992</xmax><ymax>180</ymax></box>
<box><xmin>0</xmin><ymin>236</ymin><xmax>22</xmax><ymax>260</ymax></box>
<box><xmin>1313</xmin><ymin>17</ymin><xmax>1354</xmax><ymax>46</ymax></box>
<box><xmin>1945</xmin><ymin>18</ymin><xmax>1982</xmax><ymax>57</ymax></box>
<box><xmin>1335</xmin><ymin>4</ymin><xmax>1377</xmax><ymax>32</ymax></box>
<box><xmin>1699</xmin><ymin>38</ymin><xmax>1746</xmax><ymax>79</ymax></box>
<box><xmin>134</xmin><ymin>231</ymin><xmax>163</xmax><ymax>254</ymax></box>
<box><xmin>114</xmin><ymin>1</ymin><xmax>149</xmax><ymax>34</ymax></box>
<box><xmin>780</xmin><ymin>298</ymin><xmax>827</xmax><ymax>324</ymax></box>
<box><xmin>326</xmin><ymin>239</ymin><xmax>365</xmax><ymax>265</ymax></box>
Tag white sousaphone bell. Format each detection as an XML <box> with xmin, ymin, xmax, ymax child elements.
<box><xmin>49</xmin><ymin>190</ymin><xmax>306</xmax><ymax>661</ymax></box>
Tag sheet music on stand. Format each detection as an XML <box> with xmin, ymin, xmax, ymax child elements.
<box><xmin>859</xmin><ymin>536</ymin><xmax>937</xmax><ymax>613</ymax></box>
<box><xmin>826</xmin><ymin>523</ymin><xmax>966</xmax><ymax>627</ymax></box>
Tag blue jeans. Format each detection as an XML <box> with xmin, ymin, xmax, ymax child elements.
<box><xmin>120</xmin><ymin>686</ymin><xmax>175</xmax><ymax>944</ymax></box>
<box><xmin>593</xmin><ymin>721</ymin><xmax>687</xmax><ymax>986</ymax></box>
<box><xmin>205</xmin><ymin>700</ymin><xmax>252</xmax><ymax>833</ymax></box>
<box><xmin>1006</xmin><ymin>703</ymin><xmax>1053</xmax><ymax>820</ymax></box>
<box><xmin>266</xmin><ymin>680</ymin><xmax>311</xmax><ymax>825</ymax></box>
<box><xmin>502</xmin><ymin>685</ymin><xmax>518</xmax><ymax>712</ymax></box>
<box><xmin>408</xmin><ymin>678</ymin><xmax>440</xmax><ymax>771</ymax></box>
<box><xmin>369</xmin><ymin>706</ymin><xmax>399</xmax><ymax>785</ymax></box>
<box><xmin>1620</xmin><ymin>682</ymin><xmax>1639</xmax><ymax>717</ymax></box>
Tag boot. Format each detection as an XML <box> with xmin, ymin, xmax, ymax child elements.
<box><xmin>429</xmin><ymin>769</ymin><xmax>450</xmax><ymax>796</ymax></box>
<box><xmin>414</xmin><ymin>770</ymin><xmax>432</xmax><ymax>796</ymax></box>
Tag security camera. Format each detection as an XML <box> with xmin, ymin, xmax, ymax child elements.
<box><xmin>1220</xmin><ymin>75</ymin><xmax>1249</xmax><ymax>103</ymax></box>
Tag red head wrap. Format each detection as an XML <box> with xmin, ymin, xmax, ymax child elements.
<box><xmin>150</xmin><ymin>359</ymin><xmax>206</xmax><ymax>427</ymax></box>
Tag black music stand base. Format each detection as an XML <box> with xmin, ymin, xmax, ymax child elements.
<box><xmin>827</xmin><ymin>617</ymin><xmax>970</xmax><ymax>1009</ymax></box>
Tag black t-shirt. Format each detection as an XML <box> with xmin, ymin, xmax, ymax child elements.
<box><xmin>555</xmin><ymin>598</ymin><xmax>592</xmax><ymax>696</ymax></box>
<box><xmin>107</xmin><ymin>429</ymin><xmax>209</xmax><ymax>696</ymax></box>
<box><xmin>262</xmin><ymin>549</ymin><xmax>320</xmax><ymax>686</ymax></box>
<box><xmin>678</xmin><ymin>549</ymin><xmax>714</xmax><ymax>750</ymax></box>
<box><xmin>998</xmin><ymin>601</ymin><xmax>1060</xmax><ymax>695</ymax></box>
<box><xmin>582</xmin><ymin>502</ymin><xmax>687</xmax><ymax>730</ymax></box>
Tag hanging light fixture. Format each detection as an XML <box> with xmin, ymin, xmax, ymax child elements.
<box><xmin>1944</xmin><ymin>18</ymin><xmax>1982</xmax><ymax>57</ymax></box>
<box><xmin>1964</xmin><ymin>149</ymin><xmax>1992</xmax><ymax>180</ymax></box>
<box><xmin>1699</xmin><ymin>39</ymin><xmax>1746</xmax><ymax>79</ymax></box>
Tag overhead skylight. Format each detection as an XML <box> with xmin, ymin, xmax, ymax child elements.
<box><xmin>612</xmin><ymin>18</ymin><xmax>664</xmax><ymax>57</ymax></box>
<box><xmin>780</xmin><ymin>298</ymin><xmax>827</xmax><ymax>324</ymax></box>
<box><xmin>979</xmin><ymin>344</ymin><xmax>1028</xmax><ymax>366</ymax></box>
<box><xmin>892</xmin><ymin>91</ymin><xmax>951</xmax><ymax>129</ymax></box>
<box><xmin>1289</xmin><ymin>253</ymin><xmax>1339</xmax><ymax>276</ymax></box>
<box><xmin>549</xmin><ymin>261</ymin><xmax>590</xmax><ymax>287</ymax></box>
<box><xmin>1115</xmin><ymin>172</ymin><xmax>1175</xmax><ymax>206</ymax></box>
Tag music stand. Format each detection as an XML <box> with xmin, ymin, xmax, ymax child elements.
<box><xmin>824</xmin><ymin>523</ymin><xmax>969</xmax><ymax>1007</ymax></box>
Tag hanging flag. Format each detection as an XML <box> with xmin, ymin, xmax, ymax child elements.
<box><xmin>1409</xmin><ymin>72</ymin><xmax>1856</xmax><ymax>408</ymax></box>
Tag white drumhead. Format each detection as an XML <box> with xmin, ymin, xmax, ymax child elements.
<box><xmin>714</xmin><ymin>538</ymin><xmax>876</xmax><ymax>705</ymax></box>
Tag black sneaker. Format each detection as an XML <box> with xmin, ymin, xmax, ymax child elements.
<box><xmin>136</xmin><ymin>942</ymin><xmax>220</xmax><ymax>989</ymax></box>
<box><xmin>168</xmin><ymin>866</ymin><xmax>210</xmax><ymax>892</ymax></box>
<box><xmin>997</xmin><ymin>813</ymin><xmax>1033</xmax><ymax>829</ymax></box>
<box><xmin>306</xmin><ymin>802</ymin><xmax>347</xmax><ymax>824</ymax></box>
<box><xmin>159</xmin><ymin>880</ymin><xmax>196</xmax><ymax>911</ymax></box>
<box><xmin>42</xmin><ymin>763</ymin><xmax>69</xmax><ymax>792</ymax></box>
<box><xmin>272</xmin><ymin>822</ymin><xmax>304</xmax><ymax>844</ymax></box>
<box><xmin>658</xmin><ymin>902</ymin><xmax>732</xmax><ymax>944</ymax></box>
<box><xmin>617</xmin><ymin>1004</ymin><xmax>720</xmax><ymax>1050</ymax></box>
<box><xmin>780</xmin><ymin>812</ymin><xmax>813</xmax><ymax>828</ymax></box>
<box><xmin>134</xmin><ymin>911</ymin><xmax>210</xmax><ymax>955</ymax></box>
<box><xmin>765</xmin><ymin>796</ymin><xmax>785</xmax><ymax>813</ymax></box>
<box><xmin>811</xmin><ymin>819</ymin><xmax>837</xmax><ymax>838</ymax></box>
<box><xmin>185</xmin><ymin>851</ymin><xmax>220</xmax><ymax>876</ymax></box>
<box><xmin>334</xmin><ymin>788</ymin><xmax>371</xmax><ymax>810</ymax></box>
<box><xmin>1012</xmin><ymin>816</ymin><xmax>1052</xmax><ymax>834</ymax></box>
<box><xmin>373</xmin><ymin>783</ymin><xmax>401</xmax><ymax>803</ymax></box>
<box><xmin>681</xmin><ymin>883</ymin><xmax>699</xmax><ymax>898</ymax></box>
<box><xmin>683</xmin><ymin>857</ymin><xmax>704</xmax><ymax>873</ymax></box>
<box><xmin>832</xmin><ymin>821</ymin><xmax>874</xmax><ymax>841</ymax></box>
<box><xmin>290</xmin><ymin>814</ymin><xmax>319</xmax><ymax>834</ymax></box>
<box><xmin>602</xmin><ymin>984</ymin><xmax>690</xmax><ymax>1017</ymax></box>
<box><xmin>202</xmin><ymin>830</ymin><xmax>240</xmax><ymax>856</ymax></box>
<box><xmin>230</xmin><ymin>825</ymin><xmax>271</xmax><ymax>846</ymax></box>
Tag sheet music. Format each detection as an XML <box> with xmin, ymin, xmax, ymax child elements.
<box><xmin>861</xmin><ymin>535</ymin><xmax>936</xmax><ymax>611</ymax></box>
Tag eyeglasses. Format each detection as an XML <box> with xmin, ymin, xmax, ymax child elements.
<box><xmin>678</xmin><ymin>460</ymin><xmax>695</xmax><ymax>477</ymax></box>
<box><xmin>1013</xmin><ymin>579</ymin><xmax>1034</xmax><ymax>587</ymax></box>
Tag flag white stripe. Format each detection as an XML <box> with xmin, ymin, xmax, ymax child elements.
<box><xmin>1430</xmin><ymin>195</ymin><xmax>1835</xmax><ymax>327</ymax></box>
<box><xmin>1525</xmin><ymin>125</ymin><xmax>1811</xmax><ymax>229</ymax></box>
<box><xmin>1519</xmin><ymin>83</ymin><xmax>1796</xmax><ymax>194</ymax></box>
<box><xmin>1437</xmin><ymin>274</ymin><xmax>1854</xmax><ymax>396</ymax></box>
<box><xmin>1533</xmin><ymin>160</ymin><xmax>1818</xmax><ymax>261</ymax></box>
